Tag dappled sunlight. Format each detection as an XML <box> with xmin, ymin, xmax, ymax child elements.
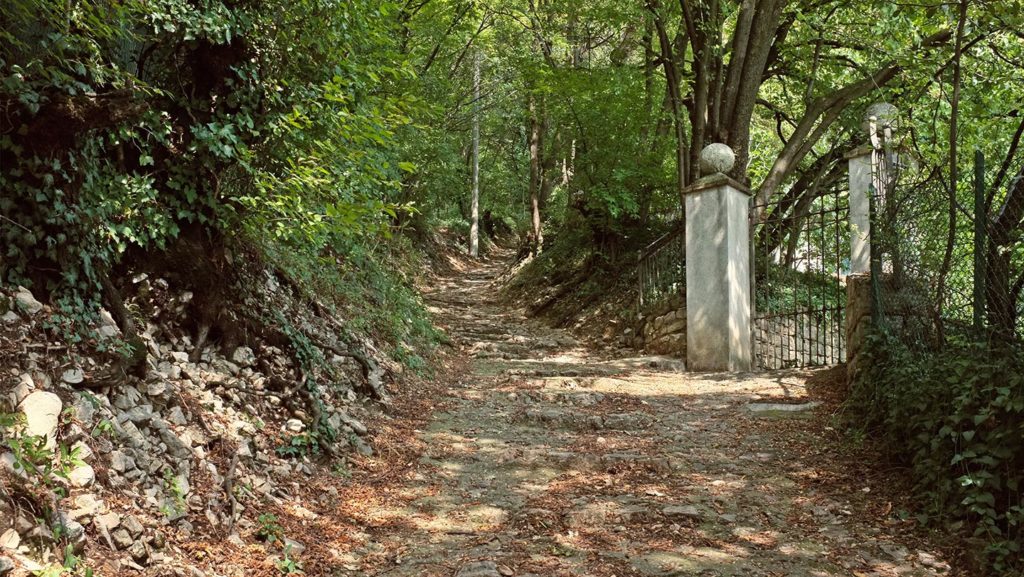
<box><xmin>301</xmin><ymin>248</ymin><xmax>955</xmax><ymax>577</ymax></box>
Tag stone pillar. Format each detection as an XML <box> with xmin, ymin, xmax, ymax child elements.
<box><xmin>846</xmin><ymin>145</ymin><xmax>873</xmax><ymax>274</ymax></box>
<box><xmin>685</xmin><ymin>144</ymin><xmax>752</xmax><ymax>372</ymax></box>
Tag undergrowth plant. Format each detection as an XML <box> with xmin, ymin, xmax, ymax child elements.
<box><xmin>0</xmin><ymin>411</ymin><xmax>84</xmax><ymax>498</ymax></box>
<box><xmin>846</xmin><ymin>331</ymin><xmax>1024</xmax><ymax>572</ymax></box>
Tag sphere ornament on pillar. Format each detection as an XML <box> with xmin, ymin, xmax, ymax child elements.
<box><xmin>862</xmin><ymin>102</ymin><xmax>899</xmax><ymax>134</ymax></box>
<box><xmin>699</xmin><ymin>143</ymin><xmax>735</xmax><ymax>175</ymax></box>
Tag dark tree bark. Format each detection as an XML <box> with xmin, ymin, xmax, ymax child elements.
<box><xmin>528</xmin><ymin>95</ymin><xmax>545</xmax><ymax>255</ymax></box>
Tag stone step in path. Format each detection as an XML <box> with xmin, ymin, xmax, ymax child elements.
<box><xmin>332</xmin><ymin>248</ymin><xmax>953</xmax><ymax>577</ymax></box>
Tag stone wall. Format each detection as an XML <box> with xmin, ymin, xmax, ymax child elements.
<box><xmin>845</xmin><ymin>273</ymin><xmax>872</xmax><ymax>385</ymax></box>
<box><xmin>633</xmin><ymin>292</ymin><xmax>686</xmax><ymax>358</ymax></box>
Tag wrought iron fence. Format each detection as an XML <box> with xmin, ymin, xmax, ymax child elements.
<box><xmin>752</xmin><ymin>184</ymin><xmax>849</xmax><ymax>370</ymax></box>
<box><xmin>637</xmin><ymin>222</ymin><xmax>685</xmax><ymax>312</ymax></box>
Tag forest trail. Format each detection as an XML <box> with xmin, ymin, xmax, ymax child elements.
<box><xmin>334</xmin><ymin>250</ymin><xmax>953</xmax><ymax>577</ymax></box>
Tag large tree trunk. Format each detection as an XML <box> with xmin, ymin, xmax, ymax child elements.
<box><xmin>528</xmin><ymin>95</ymin><xmax>544</xmax><ymax>256</ymax></box>
<box><xmin>716</xmin><ymin>0</ymin><xmax>787</xmax><ymax>181</ymax></box>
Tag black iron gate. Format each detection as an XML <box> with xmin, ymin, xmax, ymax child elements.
<box><xmin>752</xmin><ymin>187</ymin><xmax>849</xmax><ymax>370</ymax></box>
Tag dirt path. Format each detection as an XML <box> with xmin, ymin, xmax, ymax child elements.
<box><xmin>334</xmin><ymin>251</ymin><xmax>954</xmax><ymax>577</ymax></box>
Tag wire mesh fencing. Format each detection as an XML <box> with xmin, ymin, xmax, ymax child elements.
<box><xmin>871</xmin><ymin>145</ymin><xmax>1024</xmax><ymax>348</ymax></box>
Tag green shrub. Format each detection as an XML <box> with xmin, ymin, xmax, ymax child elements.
<box><xmin>847</xmin><ymin>332</ymin><xmax>1024</xmax><ymax>571</ymax></box>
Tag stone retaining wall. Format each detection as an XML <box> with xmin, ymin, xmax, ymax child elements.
<box><xmin>633</xmin><ymin>293</ymin><xmax>686</xmax><ymax>358</ymax></box>
<box><xmin>845</xmin><ymin>273</ymin><xmax>872</xmax><ymax>385</ymax></box>
<box><xmin>754</xmin><ymin>311</ymin><xmax>846</xmax><ymax>370</ymax></box>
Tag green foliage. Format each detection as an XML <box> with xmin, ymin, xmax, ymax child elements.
<box><xmin>159</xmin><ymin>468</ymin><xmax>187</xmax><ymax>519</ymax></box>
<box><xmin>755</xmin><ymin>265</ymin><xmax>847</xmax><ymax>313</ymax></box>
<box><xmin>275</xmin><ymin>431</ymin><xmax>324</xmax><ymax>459</ymax></box>
<box><xmin>32</xmin><ymin>545</ymin><xmax>94</xmax><ymax>577</ymax></box>
<box><xmin>277</xmin><ymin>550</ymin><xmax>304</xmax><ymax>575</ymax></box>
<box><xmin>261</xmin><ymin>231</ymin><xmax>440</xmax><ymax>367</ymax></box>
<box><xmin>256</xmin><ymin>513</ymin><xmax>284</xmax><ymax>544</ymax></box>
<box><xmin>1</xmin><ymin>0</ymin><xmax>416</xmax><ymax>317</ymax></box>
<box><xmin>0</xmin><ymin>411</ymin><xmax>84</xmax><ymax>497</ymax></box>
<box><xmin>847</xmin><ymin>333</ymin><xmax>1024</xmax><ymax>571</ymax></box>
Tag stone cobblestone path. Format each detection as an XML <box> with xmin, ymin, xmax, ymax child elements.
<box><xmin>339</xmin><ymin>251</ymin><xmax>954</xmax><ymax>577</ymax></box>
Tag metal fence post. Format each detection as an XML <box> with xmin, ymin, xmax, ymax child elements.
<box><xmin>973</xmin><ymin>149</ymin><xmax>986</xmax><ymax>329</ymax></box>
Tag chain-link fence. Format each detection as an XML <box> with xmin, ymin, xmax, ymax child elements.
<box><xmin>856</xmin><ymin>118</ymin><xmax>1024</xmax><ymax>571</ymax></box>
<box><xmin>871</xmin><ymin>138</ymin><xmax>1024</xmax><ymax>348</ymax></box>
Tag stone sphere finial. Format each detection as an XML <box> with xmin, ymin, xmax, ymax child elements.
<box><xmin>862</xmin><ymin>102</ymin><xmax>899</xmax><ymax>134</ymax></box>
<box><xmin>699</xmin><ymin>143</ymin><xmax>735</xmax><ymax>175</ymax></box>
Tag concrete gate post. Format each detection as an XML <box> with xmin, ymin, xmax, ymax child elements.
<box><xmin>685</xmin><ymin>144</ymin><xmax>752</xmax><ymax>372</ymax></box>
<box><xmin>845</xmin><ymin>103</ymin><xmax>898</xmax><ymax>381</ymax></box>
<box><xmin>846</xmin><ymin>145</ymin><xmax>873</xmax><ymax>274</ymax></box>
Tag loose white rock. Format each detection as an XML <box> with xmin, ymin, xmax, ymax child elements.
<box><xmin>284</xmin><ymin>419</ymin><xmax>305</xmax><ymax>433</ymax></box>
<box><xmin>19</xmin><ymin>391</ymin><xmax>62</xmax><ymax>449</ymax></box>
<box><xmin>109</xmin><ymin>450</ymin><xmax>135</xmax><ymax>473</ymax></box>
<box><xmin>68</xmin><ymin>464</ymin><xmax>96</xmax><ymax>488</ymax></box>
<box><xmin>94</xmin><ymin>512</ymin><xmax>121</xmax><ymax>532</ymax></box>
<box><xmin>0</xmin><ymin>529</ymin><xmax>20</xmax><ymax>551</ymax></box>
<box><xmin>231</xmin><ymin>346</ymin><xmax>256</xmax><ymax>367</ymax></box>
<box><xmin>0</xmin><ymin>453</ymin><xmax>26</xmax><ymax>479</ymax></box>
<box><xmin>11</xmin><ymin>374</ymin><xmax>33</xmax><ymax>406</ymax></box>
<box><xmin>167</xmin><ymin>406</ymin><xmax>188</xmax><ymax>426</ymax></box>
<box><xmin>14</xmin><ymin>286</ymin><xmax>43</xmax><ymax>315</ymax></box>
<box><xmin>62</xmin><ymin>368</ymin><xmax>85</xmax><ymax>385</ymax></box>
<box><xmin>145</xmin><ymin>380</ymin><xmax>168</xmax><ymax>398</ymax></box>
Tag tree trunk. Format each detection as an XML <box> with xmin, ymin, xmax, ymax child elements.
<box><xmin>648</xmin><ymin>0</ymin><xmax>689</xmax><ymax>203</ymax></box>
<box><xmin>935</xmin><ymin>0</ymin><xmax>969</xmax><ymax>341</ymax></box>
<box><xmin>469</xmin><ymin>50</ymin><xmax>481</xmax><ymax>257</ymax></box>
<box><xmin>528</xmin><ymin>95</ymin><xmax>544</xmax><ymax>255</ymax></box>
<box><xmin>987</xmin><ymin>164</ymin><xmax>1024</xmax><ymax>336</ymax></box>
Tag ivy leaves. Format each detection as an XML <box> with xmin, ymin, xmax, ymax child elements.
<box><xmin>851</xmin><ymin>336</ymin><xmax>1024</xmax><ymax>571</ymax></box>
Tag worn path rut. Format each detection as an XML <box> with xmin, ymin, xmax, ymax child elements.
<box><xmin>340</xmin><ymin>251</ymin><xmax>953</xmax><ymax>577</ymax></box>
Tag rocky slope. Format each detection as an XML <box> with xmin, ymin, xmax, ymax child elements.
<box><xmin>0</xmin><ymin>274</ymin><xmax>387</xmax><ymax>576</ymax></box>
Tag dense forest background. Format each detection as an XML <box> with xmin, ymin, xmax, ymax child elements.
<box><xmin>2</xmin><ymin>0</ymin><xmax>1024</xmax><ymax>573</ymax></box>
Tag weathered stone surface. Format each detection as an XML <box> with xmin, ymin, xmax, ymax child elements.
<box><xmin>19</xmin><ymin>391</ymin><xmax>62</xmax><ymax>449</ymax></box>
<box><xmin>662</xmin><ymin>504</ymin><xmax>704</xmax><ymax>522</ymax></box>
<box><xmin>111</xmin><ymin>528</ymin><xmax>134</xmax><ymax>550</ymax></box>
<box><xmin>863</xmin><ymin>102</ymin><xmax>899</xmax><ymax>132</ymax></box>
<box><xmin>11</xmin><ymin>374</ymin><xmax>33</xmax><ymax>406</ymax></box>
<box><xmin>109</xmin><ymin>450</ymin><xmax>136</xmax><ymax>473</ymax></box>
<box><xmin>231</xmin><ymin>346</ymin><xmax>256</xmax><ymax>367</ymax></box>
<box><xmin>62</xmin><ymin>367</ymin><xmax>85</xmax><ymax>385</ymax></box>
<box><xmin>167</xmin><ymin>406</ymin><xmax>188</xmax><ymax>426</ymax></box>
<box><xmin>14</xmin><ymin>286</ymin><xmax>43</xmax><ymax>315</ymax></box>
<box><xmin>129</xmin><ymin>540</ymin><xmax>149</xmax><ymax>563</ymax></box>
<box><xmin>699</xmin><ymin>142</ymin><xmax>736</xmax><ymax>175</ymax></box>
<box><xmin>122</xmin><ymin>515</ymin><xmax>144</xmax><ymax>538</ymax></box>
<box><xmin>0</xmin><ymin>453</ymin><xmax>24</xmax><ymax>479</ymax></box>
<box><xmin>68</xmin><ymin>465</ymin><xmax>96</xmax><ymax>488</ymax></box>
<box><xmin>95</xmin><ymin>512</ymin><xmax>121</xmax><ymax>532</ymax></box>
<box><xmin>746</xmin><ymin>401</ymin><xmax>821</xmax><ymax>417</ymax></box>
<box><xmin>455</xmin><ymin>561</ymin><xmax>502</xmax><ymax>577</ymax></box>
<box><xmin>69</xmin><ymin>494</ymin><xmax>103</xmax><ymax>520</ymax></box>
<box><xmin>0</xmin><ymin>529</ymin><xmax>19</xmax><ymax>551</ymax></box>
